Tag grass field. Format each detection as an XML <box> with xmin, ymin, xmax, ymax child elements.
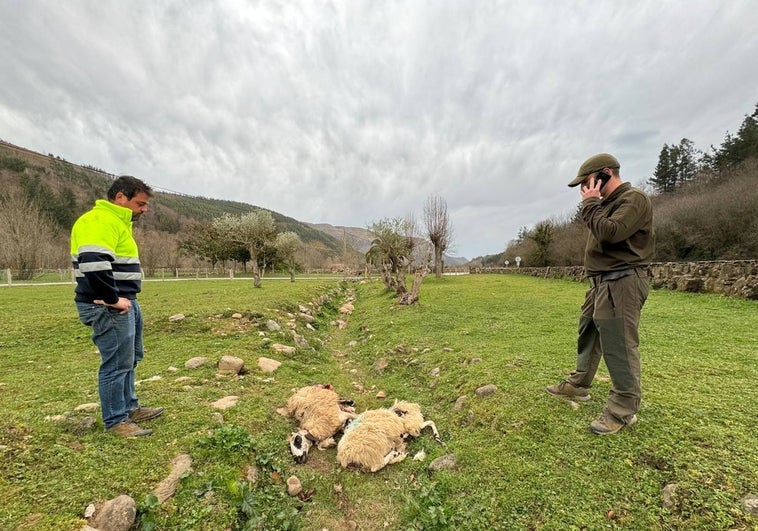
<box><xmin>0</xmin><ymin>275</ymin><xmax>756</xmax><ymax>530</ymax></box>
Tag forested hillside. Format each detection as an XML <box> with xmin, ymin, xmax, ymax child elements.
<box><xmin>0</xmin><ymin>141</ymin><xmax>360</xmax><ymax>278</ymax></box>
<box><xmin>487</xmin><ymin>103</ymin><xmax>758</xmax><ymax>267</ymax></box>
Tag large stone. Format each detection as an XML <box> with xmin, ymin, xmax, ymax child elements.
<box><xmin>154</xmin><ymin>454</ymin><xmax>193</xmax><ymax>503</ymax></box>
<box><xmin>211</xmin><ymin>396</ymin><xmax>239</xmax><ymax>410</ymax></box>
<box><xmin>218</xmin><ymin>355</ymin><xmax>245</xmax><ymax>374</ymax></box>
<box><xmin>185</xmin><ymin>357</ymin><xmax>209</xmax><ymax>369</ymax></box>
<box><xmin>89</xmin><ymin>495</ymin><xmax>136</xmax><ymax>531</ymax></box>
<box><xmin>258</xmin><ymin>357</ymin><xmax>282</xmax><ymax>372</ymax></box>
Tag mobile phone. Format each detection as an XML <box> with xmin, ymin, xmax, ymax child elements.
<box><xmin>595</xmin><ymin>169</ymin><xmax>610</xmax><ymax>187</ymax></box>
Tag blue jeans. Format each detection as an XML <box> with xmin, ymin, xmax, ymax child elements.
<box><xmin>76</xmin><ymin>300</ymin><xmax>144</xmax><ymax>428</ymax></box>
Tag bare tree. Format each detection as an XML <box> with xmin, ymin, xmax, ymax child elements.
<box><xmin>0</xmin><ymin>188</ymin><xmax>64</xmax><ymax>279</ymax></box>
<box><xmin>274</xmin><ymin>231</ymin><xmax>302</xmax><ymax>282</ymax></box>
<box><xmin>134</xmin><ymin>228</ymin><xmax>180</xmax><ymax>277</ymax></box>
<box><xmin>423</xmin><ymin>194</ymin><xmax>452</xmax><ymax>279</ymax></box>
<box><xmin>214</xmin><ymin>210</ymin><xmax>278</xmax><ymax>287</ymax></box>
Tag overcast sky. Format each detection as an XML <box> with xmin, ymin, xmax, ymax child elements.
<box><xmin>1</xmin><ymin>1</ymin><xmax>757</xmax><ymax>259</ymax></box>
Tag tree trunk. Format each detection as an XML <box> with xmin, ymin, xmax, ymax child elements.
<box><xmin>434</xmin><ymin>246</ymin><xmax>444</xmax><ymax>279</ymax></box>
<box><xmin>251</xmin><ymin>254</ymin><xmax>262</xmax><ymax>288</ymax></box>
<box><xmin>398</xmin><ymin>266</ymin><xmax>428</xmax><ymax>305</ymax></box>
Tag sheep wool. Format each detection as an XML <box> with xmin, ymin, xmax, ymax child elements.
<box><xmin>337</xmin><ymin>401</ymin><xmax>441</xmax><ymax>473</ymax></box>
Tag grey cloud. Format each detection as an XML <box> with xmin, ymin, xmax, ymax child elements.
<box><xmin>1</xmin><ymin>0</ymin><xmax>757</xmax><ymax>258</ymax></box>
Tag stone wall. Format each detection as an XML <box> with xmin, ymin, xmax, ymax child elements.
<box><xmin>470</xmin><ymin>260</ymin><xmax>758</xmax><ymax>300</ymax></box>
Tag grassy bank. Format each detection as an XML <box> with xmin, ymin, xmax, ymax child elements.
<box><xmin>0</xmin><ymin>275</ymin><xmax>756</xmax><ymax>530</ymax></box>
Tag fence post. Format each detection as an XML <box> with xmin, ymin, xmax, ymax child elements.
<box><xmin>229</xmin><ymin>269</ymin><xmax>234</xmax><ymax>279</ymax></box>
<box><xmin>6</xmin><ymin>269</ymin><xmax>11</xmax><ymax>286</ymax></box>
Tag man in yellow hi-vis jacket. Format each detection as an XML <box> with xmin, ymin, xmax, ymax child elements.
<box><xmin>71</xmin><ymin>175</ymin><xmax>164</xmax><ymax>438</ymax></box>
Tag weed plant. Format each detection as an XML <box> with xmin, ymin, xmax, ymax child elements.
<box><xmin>0</xmin><ymin>275</ymin><xmax>756</xmax><ymax>530</ymax></box>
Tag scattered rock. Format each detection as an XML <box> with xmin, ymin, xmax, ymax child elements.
<box><xmin>218</xmin><ymin>355</ymin><xmax>245</xmax><ymax>374</ymax></box>
<box><xmin>271</xmin><ymin>343</ymin><xmax>296</xmax><ymax>355</ymax></box>
<box><xmin>45</xmin><ymin>414</ymin><xmax>70</xmax><ymax>422</ymax></box>
<box><xmin>475</xmin><ymin>384</ymin><xmax>497</xmax><ymax>398</ymax></box>
<box><xmin>339</xmin><ymin>303</ymin><xmax>354</xmax><ymax>315</ymax></box>
<box><xmin>374</xmin><ymin>358</ymin><xmax>389</xmax><ymax>372</ymax></box>
<box><xmin>287</xmin><ymin>475</ymin><xmax>303</xmax><ymax>496</ymax></box>
<box><xmin>168</xmin><ymin>313</ymin><xmax>185</xmax><ymax>322</ymax></box>
<box><xmin>136</xmin><ymin>375</ymin><xmax>162</xmax><ymax>385</ymax></box>
<box><xmin>232</xmin><ymin>313</ymin><xmax>243</xmax><ymax>319</ymax></box>
<box><xmin>428</xmin><ymin>454</ymin><xmax>456</xmax><ymax>471</ymax></box>
<box><xmin>185</xmin><ymin>357</ymin><xmax>209</xmax><ymax>369</ymax></box>
<box><xmin>454</xmin><ymin>396</ymin><xmax>467</xmax><ymax>410</ymax></box>
<box><xmin>375</xmin><ymin>391</ymin><xmax>387</xmax><ymax>399</ymax></box>
<box><xmin>89</xmin><ymin>494</ymin><xmax>136</xmax><ymax>531</ymax></box>
<box><xmin>662</xmin><ymin>483</ymin><xmax>678</xmax><ymax>508</ymax></box>
<box><xmin>266</xmin><ymin>319</ymin><xmax>281</xmax><ymax>331</ymax></box>
<box><xmin>347</xmin><ymin>340</ymin><xmax>358</xmax><ymax>347</ymax></box>
<box><xmin>741</xmin><ymin>493</ymin><xmax>758</xmax><ymax>517</ymax></box>
<box><xmin>167</xmin><ymin>366</ymin><xmax>178</xmax><ymax>372</ymax></box>
<box><xmin>174</xmin><ymin>376</ymin><xmax>192</xmax><ymax>382</ymax></box>
<box><xmin>430</xmin><ymin>367</ymin><xmax>441</xmax><ymax>377</ymax></box>
<box><xmin>258</xmin><ymin>357</ymin><xmax>282</xmax><ymax>373</ymax></box>
<box><xmin>412</xmin><ymin>449</ymin><xmax>426</xmax><ymax>461</ymax></box>
<box><xmin>211</xmin><ymin>412</ymin><xmax>224</xmax><ymax>424</ymax></box>
<box><xmin>154</xmin><ymin>454</ymin><xmax>193</xmax><ymax>503</ymax></box>
<box><xmin>211</xmin><ymin>396</ymin><xmax>239</xmax><ymax>410</ymax></box>
<box><xmin>292</xmin><ymin>332</ymin><xmax>309</xmax><ymax>348</ymax></box>
<box><xmin>470</xmin><ymin>357</ymin><xmax>482</xmax><ymax>364</ymax></box>
<box><xmin>298</xmin><ymin>312</ymin><xmax>315</xmax><ymax>323</ymax></box>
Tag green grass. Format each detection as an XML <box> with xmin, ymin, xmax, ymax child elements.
<box><xmin>0</xmin><ymin>275</ymin><xmax>756</xmax><ymax>530</ymax></box>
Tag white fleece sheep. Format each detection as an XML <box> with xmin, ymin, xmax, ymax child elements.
<box><xmin>336</xmin><ymin>400</ymin><xmax>442</xmax><ymax>472</ymax></box>
<box><xmin>286</xmin><ymin>384</ymin><xmax>356</xmax><ymax>463</ymax></box>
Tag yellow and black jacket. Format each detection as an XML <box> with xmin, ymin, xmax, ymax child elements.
<box><xmin>70</xmin><ymin>200</ymin><xmax>142</xmax><ymax>304</ymax></box>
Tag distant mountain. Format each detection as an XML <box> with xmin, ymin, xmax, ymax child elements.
<box><xmin>1</xmin><ymin>139</ymin><xmax>469</xmax><ymax>267</ymax></box>
<box><xmin>308</xmin><ymin>222</ymin><xmax>469</xmax><ymax>266</ymax></box>
<box><xmin>0</xmin><ymin>140</ymin><xmax>350</xmax><ymax>264</ymax></box>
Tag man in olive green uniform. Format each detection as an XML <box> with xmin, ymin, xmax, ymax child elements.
<box><xmin>546</xmin><ymin>153</ymin><xmax>655</xmax><ymax>435</ymax></box>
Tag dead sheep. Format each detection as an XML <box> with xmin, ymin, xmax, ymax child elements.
<box><xmin>286</xmin><ymin>384</ymin><xmax>356</xmax><ymax>464</ymax></box>
<box><xmin>336</xmin><ymin>400</ymin><xmax>442</xmax><ymax>472</ymax></box>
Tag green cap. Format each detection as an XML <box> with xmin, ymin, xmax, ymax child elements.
<box><xmin>568</xmin><ymin>153</ymin><xmax>620</xmax><ymax>187</ymax></box>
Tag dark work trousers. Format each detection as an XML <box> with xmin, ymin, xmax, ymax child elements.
<box><xmin>567</xmin><ymin>268</ymin><xmax>650</xmax><ymax>422</ymax></box>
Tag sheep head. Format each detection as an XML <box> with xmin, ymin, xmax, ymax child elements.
<box><xmin>288</xmin><ymin>429</ymin><xmax>317</xmax><ymax>464</ymax></box>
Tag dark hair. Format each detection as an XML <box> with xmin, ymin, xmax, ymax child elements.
<box><xmin>107</xmin><ymin>175</ymin><xmax>153</xmax><ymax>201</ymax></box>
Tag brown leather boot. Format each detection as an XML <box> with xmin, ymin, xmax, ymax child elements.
<box><xmin>128</xmin><ymin>406</ymin><xmax>164</xmax><ymax>423</ymax></box>
<box><xmin>545</xmin><ymin>380</ymin><xmax>591</xmax><ymax>401</ymax></box>
<box><xmin>108</xmin><ymin>420</ymin><xmax>153</xmax><ymax>438</ymax></box>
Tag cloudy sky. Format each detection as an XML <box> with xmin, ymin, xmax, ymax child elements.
<box><xmin>1</xmin><ymin>1</ymin><xmax>756</xmax><ymax>259</ymax></box>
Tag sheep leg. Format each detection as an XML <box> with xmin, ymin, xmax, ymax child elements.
<box><xmin>372</xmin><ymin>449</ymin><xmax>407</xmax><ymax>472</ymax></box>
<box><xmin>317</xmin><ymin>437</ymin><xmax>336</xmax><ymax>450</ymax></box>
<box><xmin>420</xmin><ymin>420</ymin><xmax>444</xmax><ymax>445</ymax></box>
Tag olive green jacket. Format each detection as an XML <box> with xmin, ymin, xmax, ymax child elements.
<box><xmin>581</xmin><ymin>182</ymin><xmax>655</xmax><ymax>275</ymax></box>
